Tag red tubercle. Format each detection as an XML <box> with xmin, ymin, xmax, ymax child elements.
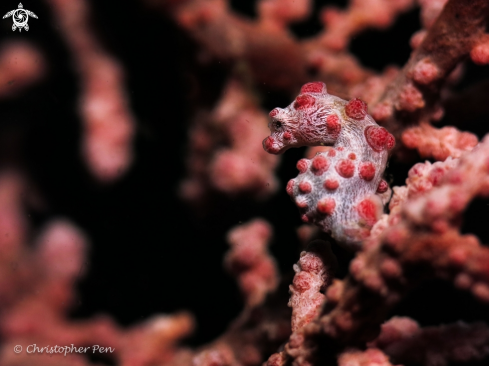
<box><xmin>455</xmin><ymin>273</ymin><xmax>472</xmax><ymax>290</ymax></box>
<box><xmin>301</xmin><ymin>214</ymin><xmax>309</xmax><ymax>222</ymax></box>
<box><xmin>296</xmin><ymin>199</ymin><xmax>308</xmax><ymax>209</ymax></box>
<box><xmin>267</xmin><ymin>354</ymin><xmax>286</xmax><ymax>366</ymax></box>
<box><xmin>448</xmin><ymin>190</ymin><xmax>466</xmax><ymax>212</ymax></box>
<box><xmin>431</xmin><ymin>219</ymin><xmax>449</xmax><ymax>234</ymax></box>
<box><xmin>371</xmin><ymin>102</ymin><xmax>393</xmax><ymax>122</ymax></box>
<box><xmin>409</xmin><ymin>163</ymin><xmax>427</xmax><ymax>178</ymax></box>
<box><xmin>269</xmin><ymin>108</ymin><xmax>279</xmax><ymax>118</ymax></box>
<box><xmin>283</xmin><ymin>131</ymin><xmax>292</xmax><ymax>140</ymax></box>
<box><xmin>299</xmin><ymin>255</ymin><xmax>323</xmax><ymax>273</ymax></box>
<box><xmin>326</xmin><ymin>114</ymin><xmax>341</xmax><ymax>137</ymax></box>
<box><xmin>293</xmin><ymin>271</ymin><xmax>312</xmax><ymax>292</ymax></box>
<box><xmin>337</xmin><ymin>147</ymin><xmax>345</xmax><ymax>151</ymax></box>
<box><xmin>428</xmin><ymin>167</ymin><xmax>445</xmax><ymax>186</ymax></box>
<box><xmin>325</xmin><ymin>281</ymin><xmax>343</xmax><ymax>303</ymax></box>
<box><xmin>298</xmin><ymin>181</ymin><xmax>312</xmax><ymax>194</ymax></box>
<box><xmin>300</xmin><ymin>81</ymin><xmax>326</xmax><ymax>94</ymax></box>
<box><xmin>334</xmin><ymin>311</ymin><xmax>354</xmax><ymax>332</ymax></box>
<box><xmin>376</xmin><ymin>179</ymin><xmax>388</xmax><ymax>193</ymax></box>
<box><xmin>348</xmin><ymin>153</ymin><xmax>356</xmax><ymax>160</ymax></box>
<box><xmin>294</xmin><ymin>95</ymin><xmax>316</xmax><ymax>110</ymax></box>
<box><xmin>311</xmin><ymin>155</ymin><xmax>330</xmax><ymax>175</ymax></box>
<box><xmin>345</xmin><ymin>98</ymin><xmax>367</xmax><ymax>120</ymax></box>
<box><xmin>448</xmin><ymin>172</ymin><xmax>463</xmax><ymax>185</ymax></box>
<box><xmin>286</xmin><ymin>179</ymin><xmax>295</xmax><ymax>195</ymax></box>
<box><xmin>449</xmin><ymin>247</ymin><xmax>469</xmax><ymax>267</ymax></box>
<box><xmin>359</xmin><ymin>162</ymin><xmax>375</xmax><ymax>181</ymax></box>
<box><xmin>335</xmin><ymin>159</ymin><xmax>355</xmax><ymax>178</ymax></box>
<box><xmin>473</xmin><ymin>283</ymin><xmax>489</xmax><ymax>303</ymax></box>
<box><xmin>327</xmin><ymin>149</ymin><xmax>336</xmax><ymax>157</ymax></box>
<box><xmin>324</xmin><ymin>178</ymin><xmax>339</xmax><ymax>190</ymax></box>
<box><xmin>380</xmin><ymin>258</ymin><xmax>402</xmax><ymax>278</ymax></box>
<box><xmin>471</xmin><ymin>42</ymin><xmax>489</xmax><ymax>65</ymax></box>
<box><xmin>199</xmin><ymin>6</ymin><xmax>218</xmax><ymax>23</ymax></box>
<box><xmin>357</xmin><ymin>199</ymin><xmax>379</xmax><ymax>226</ymax></box>
<box><xmin>412</xmin><ymin>58</ymin><xmax>440</xmax><ymax>84</ymax></box>
<box><xmin>349</xmin><ymin>258</ymin><xmax>365</xmax><ymax>277</ymax></box>
<box><xmin>317</xmin><ymin>197</ymin><xmax>336</xmax><ymax>215</ymax></box>
<box><xmin>386</xmin><ymin>134</ymin><xmax>395</xmax><ymax>150</ymax></box>
<box><xmin>296</xmin><ymin>159</ymin><xmax>308</xmax><ymax>173</ymax></box>
<box><xmin>364</xmin><ymin>125</ymin><xmax>395</xmax><ymax>152</ymax></box>
<box><xmin>263</xmin><ymin>136</ymin><xmax>280</xmax><ymax>154</ymax></box>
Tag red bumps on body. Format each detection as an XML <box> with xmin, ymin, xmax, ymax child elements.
<box><xmin>263</xmin><ymin>82</ymin><xmax>394</xmax><ymax>247</ymax></box>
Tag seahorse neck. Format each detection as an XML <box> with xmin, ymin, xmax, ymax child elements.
<box><xmin>335</xmin><ymin>120</ymin><xmax>373</xmax><ymax>159</ymax></box>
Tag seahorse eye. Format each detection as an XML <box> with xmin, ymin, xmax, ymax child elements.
<box><xmin>273</xmin><ymin>121</ymin><xmax>282</xmax><ymax>129</ymax></box>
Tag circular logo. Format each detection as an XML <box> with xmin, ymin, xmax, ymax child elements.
<box><xmin>12</xmin><ymin>9</ymin><xmax>28</xmax><ymax>28</ymax></box>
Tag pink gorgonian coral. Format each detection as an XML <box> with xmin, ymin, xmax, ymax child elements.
<box><xmin>47</xmin><ymin>0</ymin><xmax>136</xmax><ymax>183</ymax></box>
<box><xmin>263</xmin><ymin>82</ymin><xmax>394</xmax><ymax>247</ymax></box>
<box><xmin>224</xmin><ymin>219</ymin><xmax>279</xmax><ymax>307</ymax></box>
<box><xmin>288</xmin><ymin>240</ymin><xmax>337</xmax><ymax>332</ymax></box>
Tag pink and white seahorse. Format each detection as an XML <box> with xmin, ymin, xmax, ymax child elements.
<box><xmin>263</xmin><ymin>81</ymin><xmax>395</xmax><ymax>248</ymax></box>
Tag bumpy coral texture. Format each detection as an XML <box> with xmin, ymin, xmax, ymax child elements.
<box><xmin>3</xmin><ymin>0</ymin><xmax>489</xmax><ymax>365</ymax></box>
<box><xmin>0</xmin><ymin>172</ymin><xmax>195</xmax><ymax>366</ymax></box>
<box><xmin>369</xmin><ymin>316</ymin><xmax>489</xmax><ymax>365</ymax></box>
<box><xmin>48</xmin><ymin>0</ymin><xmax>135</xmax><ymax>182</ymax></box>
<box><xmin>337</xmin><ymin>348</ymin><xmax>395</xmax><ymax>366</ymax></box>
<box><xmin>224</xmin><ymin>219</ymin><xmax>279</xmax><ymax>307</ymax></box>
<box><xmin>180</xmin><ymin>78</ymin><xmax>279</xmax><ymax>203</ymax></box>
<box><xmin>401</xmin><ymin>122</ymin><xmax>478</xmax><ymax>160</ymax></box>
<box><xmin>263</xmin><ymin>82</ymin><xmax>394</xmax><ymax>246</ymax></box>
<box><xmin>288</xmin><ymin>241</ymin><xmax>337</xmax><ymax>332</ymax></box>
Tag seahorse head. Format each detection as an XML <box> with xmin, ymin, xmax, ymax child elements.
<box><xmin>263</xmin><ymin>82</ymin><xmax>341</xmax><ymax>154</ymax></box>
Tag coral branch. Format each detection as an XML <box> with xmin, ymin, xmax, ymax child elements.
<box><xmin>401</xmin><ymin>122</ymin><xmax>478</xmax><ymax>160</ymax></box>
<box><xmin>3</xmin><ymin>0</ymin><xmax>489</xmax><ymax>365</ymax></box>
<box><xmin>372</xmin><ymin>0</ymin><xmax>489</xmax><ymax>133</ymax></box>
<box><xmin>337</xmin><ymin>348</ymin><xmax>396</xmax><ymax>366</ymax></box>
<box><xmin>0</xmin><ymin>171</ymin><xmax>194</xmax><ymax>366</ymax></box>
<box><xmin>319</xmin><ymin>0</ymin><xmax>415</xmax><ymax>51</ymax></box>
<box><xmin>257</xmin><ymin>0</ymin><xmax>311</xmax><ymax>32</ymax></box>
<box><xmin>47</xmin><ymin>0</ymin><xmax>136</xmax><ymax>182</ymax></box>
<box><xmin>189</xmin><ymin>221</ymin><xmax>290</xmax><ymax>366</ymax></box>
<box><xmin>277</xmin><ymin>137</ymin><xmax>489</xmax><ymax>365</ymax></box>
<box><xmin>370</xmin><ymin>317</ymin><xmax>489</xmax><ymax>366</ymax></box>
<box><xmin>225</xmin><ymin>219</ymin><xmax>279</xmax><ymax>307</ymax></box>
<box><xmin>180</xmin><ymin>78</ymin><xmax>279</xmax><ymax>203</ymax></box>
<box><xmin>289</xmin><ymin>240</ymin><xmax>337</xmax><ymax>332</ymax></box>
<box><xmin>154</xmin><ymin>0</ymin><xmax>372</xmax><ymax>94</ymax></box>
<box><xmin>266</xmin><ymin>240</ymin><xmax>337</xmax><ymax>366</ymax></box>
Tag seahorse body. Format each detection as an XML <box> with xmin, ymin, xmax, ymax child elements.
<box><xmin>263</xmin><ymin>82</ymin><xmax>394</xmax><ymax>248</ymax></box>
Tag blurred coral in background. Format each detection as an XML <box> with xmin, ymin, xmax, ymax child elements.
<box><xmin>0</xmin><ymin>0</ymin><xmax>488</xmax><ymax>365</ymax></box>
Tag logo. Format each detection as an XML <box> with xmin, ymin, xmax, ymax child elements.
<box><xmin>3</xmin><ymin>3</ymin><xmax>37</xmax><ymax>32</ymax></box>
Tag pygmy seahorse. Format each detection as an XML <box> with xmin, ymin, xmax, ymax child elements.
<box><xmin>263</xmin><ymin>81</ymin><xmax>394</xmax><ymax>248</ymax></box>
